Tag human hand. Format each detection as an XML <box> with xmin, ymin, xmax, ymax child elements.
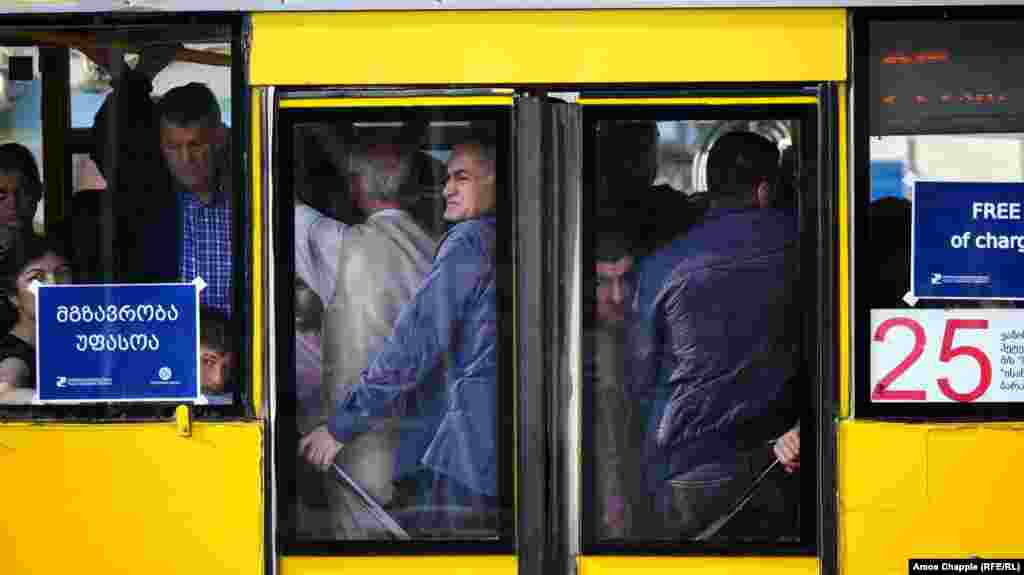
<box><xmin>773</xmin><ymin>427</ymin><xmax>800</xmax><ymax>473</ymax></box>
<box><xmin>298</xmin><ymin>424</ymin><xmax>344</xmax><ymax>472</ymax></box>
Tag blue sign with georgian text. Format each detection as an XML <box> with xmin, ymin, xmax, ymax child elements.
<box><xmin>913</xmin><ymin>181</ymin><xmax>1024</xmax><ymax>300</ymax></box>
<box><xmin>36</xmin><ymin>282</ymin><xmax>201</xmax><ymax>403</ymax></box>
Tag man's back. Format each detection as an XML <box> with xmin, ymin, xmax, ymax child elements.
<box><xmin>641</xmin><ymin>207</ymin><xmax>800</xmax><ymax>478</ymax></box>
<box><xmin>321</xmin><ymin>210</ymin><xmax>436</xmax><ymax>504</ymax></box>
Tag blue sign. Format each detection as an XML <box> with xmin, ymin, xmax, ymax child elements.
<box><xmin>36</xmin><ymin>282</ymin><xmax>201</xmax><ymax>403</ymax></box>
<box><xmin>913</xmin><ymin>181</ymin><xmax>1024</xmax><ymax>299</ymax></box>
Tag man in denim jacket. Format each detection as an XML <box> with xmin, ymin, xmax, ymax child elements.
<box><xmin>633</xmin><ymin>131</ymin><xmax>800</xmax><ymax>539</ymax></box>
<box><xmin>300</xmin><ymin>138</ymin><xmax>499</xmax><ymax>533</ymax></box>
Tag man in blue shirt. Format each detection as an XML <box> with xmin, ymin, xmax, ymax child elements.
<box><xmin>300</xmin><ymin>138</ymin><xmax>500</xmax><ymax>534</ymax></box>
<box><xmin>157</xmin><ymin>84</ymin><xmax>233</xmax><ymax>314</ymax></box>
<box><xmin>633</xmin><ymin>131</ymin><xmax>800</xmax><ymax>539</ymax></box>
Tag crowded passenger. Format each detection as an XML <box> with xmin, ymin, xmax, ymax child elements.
<box><xmin>84</xmin><ymin>46</ymin><xmax>233</xmax><ymax>313</ymax></box>
<box><xmin>294</xmin><ymin>277</ymin><xmax>324</xmax><ymax>430</ymax></box>
<box><xmin>597</xmin><ymin>121</ymin><xmax>707</xmax><ymax>258</ymax></box>
<box><xmin>158</xmin><ymin>83</ymin><xmax>233</xmax><ymax>314</ymax></box>
<box><xmin>632</xmin><ymin>131</ymin><xmax>800</xmax><ymax>540</ymax></box>
<box><xmin>0</xmin><ymin>234</ymin><xmax>71</xmax><ymax>403</ymax></box>
<box><xmin>299</xmin><ymin>136</ymin><xmax>500</xmax><ymax>535</ymax></box>
<box><xmin>586</xmin><ymin>230</ymin><xmax>645</xmax><ymax>538</ymax></box>
<box><xmin>295</xmin><ymin>140</ymin><xmax>437</xmax><ymax>538</ymax></box>
<box><xmin>0</xmin><ymin>143</ymin><xmax>43</xmax><ymax>236</ymax></box>
<box><xmin>199</xmin><ymin>305</ymin><xmax>234</xmax><ymax>404</ymax></box>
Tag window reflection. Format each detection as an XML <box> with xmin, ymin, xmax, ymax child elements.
<box><xmin>287</xmin><ymin>113</ymin><xmax>507</xmax><ymax>541</ymax></box>
<box><xmin>587</xmin><ymin>118</ymin><xmax>805</xmax><ymax>543</ymax></box>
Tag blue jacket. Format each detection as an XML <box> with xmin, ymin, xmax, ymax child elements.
<box><xmin>328</xmin><ymin>215</ymin><xmax>498</xmax><ymax>497</ymax></box>
<box><xmin>633</xmin><ymin>207</ymin><xmax>800</xmax><ymax>484</ymax></box>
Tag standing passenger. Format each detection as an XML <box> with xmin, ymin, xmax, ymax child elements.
<box><xmin>156</xmin><ymin>83</ymin><xmax>234</xmax><ymax>314</ymax></box>
<box><xmin>634</xmin><ymin>132</ymin><xmax>799</xmax><ymax>539</ymax></box>
<box><xmin>295</xmin><ymin>142</ymin><xmax>437</xmax><ymax>537</ymax></box>
<box><xmin>300</xmin><ymin>138</ymin><xmax>500</xmax><ymax>534</ymax></box>
<box><xmin>585</xmin><ymin>231</ymin><xmax>644</xmax><ymax>538</ymax></box>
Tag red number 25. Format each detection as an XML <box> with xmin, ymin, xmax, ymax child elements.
<box><xmin>872</xmin><ymin>317</ymin><xmax>992</xmax><ymax>402</ymax></box>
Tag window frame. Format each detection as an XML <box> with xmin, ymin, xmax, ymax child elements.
<box><xmin>272</xmin><ymin>95</ymin><xmax>517</xmax><ymax>556</ymax></box>
<box><xmin>576</xmin><ymin>96</ymin><xmax>828</xmax><ymax>557</ymax></box>
<box><xmin>0</xmin><ymin>14</ymin><xmax>251</xmax><ymax>421</ymax></box>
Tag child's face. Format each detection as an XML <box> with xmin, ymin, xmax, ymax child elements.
<box><xmin>200</xmin><ymin>345</ymin><xmax>234</xmax><ymax>394</ymax></box>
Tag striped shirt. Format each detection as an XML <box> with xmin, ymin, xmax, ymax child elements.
<box><xmin>179</xmin><ymin>189</ymin><xmax>233</xmax><ymax>314</ymax></box>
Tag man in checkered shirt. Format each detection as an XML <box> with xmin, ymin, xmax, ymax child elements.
<box><xmin>157</xmin><ymin>83</ymin><xmax>233</xmax><ymax>315</ymax></box>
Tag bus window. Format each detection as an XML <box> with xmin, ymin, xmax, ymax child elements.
<box><xmin>278</xmin><ymin>106</ymin><xmax>514</xmax><ymax>547</ymax></box>
<box><xmin>858</xmin><ymin>15</ymin><xmax>1024</xmax><ymax>418</ymax></box>
<box><xmin>0</xmin><ymin>23</ymin><xmax>243</xmax><ymax>413</ymax></box>
<box><xmin>583</xmin><ymin>112</ymin><xmax>814</xmax><ymax>548</ymax></box>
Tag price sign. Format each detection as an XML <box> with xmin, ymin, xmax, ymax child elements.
<box><xmin>870</xmin><ymin>308</ymin><xmax>1024</xmax><ymax>403</ymax></box>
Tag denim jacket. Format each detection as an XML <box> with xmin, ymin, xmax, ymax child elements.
<box><xmin>328</xmin><ymin>215</ymin><xmax>498</xmax><ymax>497</ymax></box>
<box><xmin>633</xmin><ymin>207</ymin><xmax>800</xmax><ymax>483</ymax></box>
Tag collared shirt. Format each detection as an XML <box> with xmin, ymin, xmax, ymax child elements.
<box><xmin>328</xmin><ymin>215</ymin><xmax>499</xmax><ymax>496</ymax></box>
<box><xmin>180</xmin><ymin>189</ymin><xmax>233</xmax><ymax>314</ymax></box>
<box><xmin>294</xmin><ymin>204</ymin><xmax>407</xmax><ymax>305</ymax></box>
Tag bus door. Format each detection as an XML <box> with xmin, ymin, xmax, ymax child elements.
<box><xmin>543</xmin><ymin>90</ymin><xmax>841</xmax><ymax>573</ymax></box>
<box><xmin>269</xmin><ymin>89</ymin><xmax>519</xmax><ymax>573</ymax></box>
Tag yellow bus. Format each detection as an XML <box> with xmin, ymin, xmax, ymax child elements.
<box><xmin>0</xmin><ymin>3</ymin><xmax>1022</xmax><ymax>575</ymax></box>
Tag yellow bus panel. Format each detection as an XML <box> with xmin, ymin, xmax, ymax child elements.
<box><xmin>250</xmin><ymin>9</ymin><xmax>846</xmax><ymax>86</ymax></box>
<box><xmin>0</xmin><ymin>422</ymin><xmax>263</xmax><ymax>575</ymax></box>
<box><xmin>840</xmin><ymin>420</ymin><xmax>1024</xmax><ymax>575</ymax></box>
<box><xmin>281</xmin><ymin>556</ymin><xmax>517</xmax><ymax>574</ymax></box>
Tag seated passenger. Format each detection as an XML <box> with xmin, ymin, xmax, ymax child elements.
<box><xmin>0</xmin><ymin>143</ymin><xmax>43</xmax><ymax>235</ymax></box>
<box><xmin>199</xmin><ymin>305</ymin><xmax>234</xmax><ymax>403</ymax></box>
<box><xmin>300</xmin><ymin>137</ymin><xmax>500</xmax><ymax>535</ymax></box>
<box><xmin>0</xmin><ymin>235</ymin><xmax>71</xmax><ymax>403</ymax></box>
<box><xmin>633</xmin><ymin>132</ymin><xmax>799</xmax><ymax>540</ymax></box>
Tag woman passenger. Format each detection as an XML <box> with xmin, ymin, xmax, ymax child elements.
<box><xmin>0</xmin><ymin>143</ymin><xmax>44</xmax><ymax>234</ymax></box>
<box><xmin>0</xmin><ymin>235</ymin><xmax>71</xmax><ymax>403</ymax></box>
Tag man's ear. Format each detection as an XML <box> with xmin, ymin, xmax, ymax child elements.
<box><xmin>211</xmin><ymin>124</ymin><xmax>229</xmax><ymax>148</ymax></box>
<box><xmin>755</xmin><ymin>180</ymin><xmax>772</xmax><ymax>208</ymax></box>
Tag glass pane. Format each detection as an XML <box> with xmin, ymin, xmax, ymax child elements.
<box><xmin>585</xmin><ymin>115</ymin><xmax>808</xmax><ymax>544</ymax></box>
<box><xmin>0</xmin><ymin>30</ymin><xmax>238</xmax><ymax>408</ymax></box>
<box><xmin>282</xmin><ymin>108</ymin><xmax>511</xmax><ymax>543</ymax></box>
<box><xmin>866</xmin><ymin>18</ymin><xmax>1024</xmax><ymax>409</ymax></box>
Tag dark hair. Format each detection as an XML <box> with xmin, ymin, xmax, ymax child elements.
<box><xmin>706</xmin><ymin>131</ymin><xmax>779</xmax><ymax>199</ymax></box>
<box><xmin>200</xmin><ymin>305</ymin><xmax>233</xmax><ymax>354</ymax></box>
<box><xmin>0</xmin><ymin>233</ymin><xmax>67</xmax><ymax>331</ymax></box>
<box><xmin>595</xmin><ymin>229</ymin><xmax>633</xmax><ymax>264</ymax></box>
<box><xmin>89</xmin><ymin>67</ymin><xmax>161</xmax><ymax>183</ymax></box>
<box><xmin>0</xmin><ymin>142</ymin><xmax>43</xmax><ymax>225</ymax></box>
<box><xmin>157</xmin><ymin>82</ymin><xmax>221</xmax><ymax>129</ymax></box>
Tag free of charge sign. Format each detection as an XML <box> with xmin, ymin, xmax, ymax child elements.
<box><xmin>35</xmin><ymin>281</ymin><xmax>202</xmax><ymax>403</ymax></box>
<box><xmin>913</xmin><ymin>181</ymin><xmax>1024</xmax><ymax>300</ymax></box>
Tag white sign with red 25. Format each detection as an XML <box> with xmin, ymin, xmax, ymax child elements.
<box><xmin>870</xmin><ymin>309</ymin><xmax>1024</xmax><ymax>403</ymax></box>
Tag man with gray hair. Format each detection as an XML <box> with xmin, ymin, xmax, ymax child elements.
<box><xmin>295</xmin><ymin>140</ymin><xmax>437</xmax><ymax>538</ymax></box>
